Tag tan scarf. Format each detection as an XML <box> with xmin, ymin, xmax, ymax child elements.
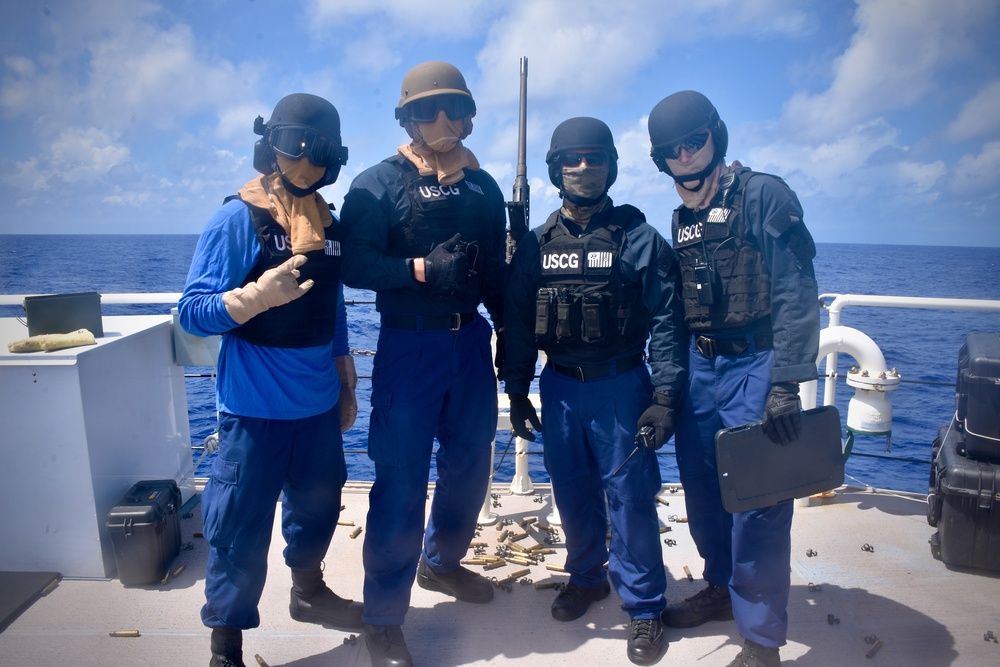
<box><xmin>400</xmin><ymin>115</ymin><xmax>480</xmax><ymax>185</ymax></box>
<box><xmin>238</xmin><ymin>170</ymin><xmax>332</xmax><ymax>254</ymax></box>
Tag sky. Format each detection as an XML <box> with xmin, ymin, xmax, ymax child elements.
<box><xmin>1</xmin><ymin>0</ymin><xmax>999</xmax><ymax>247</ymax></box>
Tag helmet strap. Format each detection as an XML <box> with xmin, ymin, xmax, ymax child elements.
<box><xmin>671</xmin><ymin>152</ymin><xmax>722</xmax><ymax>192</ymax></box>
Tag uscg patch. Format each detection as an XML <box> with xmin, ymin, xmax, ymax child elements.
<box><xmin>707</xmin><ymin>207</ymin><xmax>731</xmax><ymax>223</ymax></box>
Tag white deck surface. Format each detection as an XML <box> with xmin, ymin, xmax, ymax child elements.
<box><xmin>2</xmin><ymin>482</ymin><xmax>1000</xmax><ymax>667</ymax></box>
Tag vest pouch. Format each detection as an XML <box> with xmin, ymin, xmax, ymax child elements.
<box><xmin>582</xmin><ymin>292</ymin><xmax>610</xmax><ymax>344</ymax></box>
<box><xmin>556</xmin><ymin>287</ymin><xmax>577</xmax><ymax>342</ymax></box>
<box><xmin>535</xmin><ymin>288</ymin><xmax>557</xmax><ymax>341</ymax></box>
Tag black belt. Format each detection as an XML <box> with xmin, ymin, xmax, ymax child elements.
<box><xmin>381</xmin><ymin>312</ymin><xmax>476</xmax><ymax>331</ymax></box>
<box><xmin>550</xmin><ymin>354</ymin><xmax>644</xmax><ymax>382</ymax></box>
<box><xmin>695</xmin><ymin>333</ymin><xmax>773</xmax><ymax>358</ymax></box>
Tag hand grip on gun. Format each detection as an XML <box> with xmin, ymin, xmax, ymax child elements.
<box><xmin>223</xmin><ymin>254</ymin><xmax>313</xmax><ymax>325</ymax></box>
<box><xmin>423</xmin><ymin>234</ymin><xmax>470</xmax><ymax>294</ymax></box>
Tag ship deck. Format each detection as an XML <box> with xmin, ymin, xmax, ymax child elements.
<box><xmin>2</xmin><ymin>481</ymin><xmax>999</xmax><ymax>667</ymax></box>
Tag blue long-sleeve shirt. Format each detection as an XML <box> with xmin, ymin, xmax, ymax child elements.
<box><xmin>178</xmin><ymin>198</ymin><xmax>348</xmax><ymax>420</ymax></box>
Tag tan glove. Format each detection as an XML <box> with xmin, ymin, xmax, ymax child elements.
<box><xmin>223</xmin><ymin>255</ymin><xmax>313</xmax><ymax>325</ymax></box>
<box><xmin>7</xmin><ymin>328</ymin><xmax>96</xmax><ymax>353</ymax></box>
<box><xmin>336</xmin><ymin>354</ymin><xmax>358</xmax><ymax>432</ymax></box>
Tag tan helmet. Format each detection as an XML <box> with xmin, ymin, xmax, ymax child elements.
<box><xmin>397</xmin><ymin>61</ymin><xmax>473</xmax><ymax>109</ymax></box>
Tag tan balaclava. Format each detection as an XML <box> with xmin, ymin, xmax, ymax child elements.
<box><xmin>560</xmin><ymin>163</ymin><xmax>611</xmax><ymax>227</ymax></box>
<box><xmin>238</xmin><ymin>155</ymin><xmax>333</xmax><ymax>254</ymax></box>
<box><xmin>400</xmin><ymin>112</ymin><xmax>480</xmax><ymax>186</ymax></box>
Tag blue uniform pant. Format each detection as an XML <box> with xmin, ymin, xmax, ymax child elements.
<box><xmin>201</xmin><ymin>406</ymin><xmax>346</xmax><ymax>629</ymax></box>
<box><xmin>539</xmin><ymin>363</ymin><xmax>666</xmax><ymax>619</ymax></box>
<box><xmin>362</xmin><ymin>315</ymin><xmax>496</xmax><ymax>624</ymax></box>
<box><xmin>673</xmin><ymin>338</ymin><xmax>793</xmax><ymax>647</ymax></box>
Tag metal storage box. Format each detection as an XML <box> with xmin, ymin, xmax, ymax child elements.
<box><xmin>956</xmin><ymin>332</ymin><xmax>1000</xmax><ymax>462</ymax></box>
<box><xmin>928</xmin><ymin>423</ymin><xmax>1000</xmax><ymax>571</ymax></box>
<box><xmin>23</xmin><ymin>292</ymin><xmax>104</xmax><ymax>337</ymax></box>
<box><xmin>105</xmin><ymin>480</ymin><xmax>181</xmax><ymax>586</ymax></box>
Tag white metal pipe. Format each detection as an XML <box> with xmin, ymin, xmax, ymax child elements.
<box><xmin>818</xmin><ymin>294</ymin><xmax>1000</xmax><ymax>405</ymax></box>
<box><xmin>818</xmin><ymin>325</ymin><xmax>889</xmax><ymax>373</ymax></box>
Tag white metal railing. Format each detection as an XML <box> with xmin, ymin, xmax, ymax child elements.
<box><xmin>0</xmin><ymin>292</ymin><xmax>183</xmax><ymax>307</ymax></box>
<box><xmin>819</xmin><ymin>293</ymin><xmax>1000</xmax><ymax>406</ymax></box>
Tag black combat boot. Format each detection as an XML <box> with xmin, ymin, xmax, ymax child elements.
<box><xmin>661</xmin><ymin>582</ymin><xmax>733</xmax><ymax>628</ymax></box>
<box><xmin>726</xmin><ymin>637</ymin><xmax>781</xmax><ymax>667</ymax></box>
<box><xmin>363</xmin><ymin>623</ymin><xmax>414</xmax><ymax>667</ymax></box>
<box><xmin>627</xmin><ymin>616</ymin><xmax>666</xmax><ymax>665</ymax></box>
<box><xmin>209</xmin><ymin>627</ymin><xmax>245</xmax><ymax>667</ymax></box>
<box><xmin>289</xmin><ymin>567</ymin><xmax>364</xmax><ymax>631</ymax></box>
<box><xmin>550</xmin><ymin>581</ymin><xmax>612</xmax><ymax>622</ymax></box>
<box><xmin>416</xmin><ymin>557</ymin><xmax>494</xmax><ymax>603</ymax></box>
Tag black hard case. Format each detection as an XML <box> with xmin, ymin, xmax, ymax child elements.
<box><xmin>956</xmin><ymin>332</ymin><xmax>1000</xmax><ymax>463</ymax></box>
<box><xmin>927</xmin><ymin>423</ymin><xmax>1000</xmax><ymax>571</ymax></box>
<box><xmin>23</xmin><ymin>291</ymin><xmax>104</xmax><ymax>337</ymax></box>
<box><xmin>715</xmin><ymin>405</ymin><xmax>845</xmax><ymax>513</ymax></box>
<box><xmin>105</xmin><ymin>479</ymin><xmax>181</xmax><ymax>586</ymax></box>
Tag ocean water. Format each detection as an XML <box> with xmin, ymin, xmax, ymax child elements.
<box><xmin>2</xmin><ymin>234</ymin><xmax>999</xmax><ymax>494</ymax></box>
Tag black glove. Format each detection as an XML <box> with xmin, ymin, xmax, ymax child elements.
<box><xmin>508</xmin><ymin>393</ymin><xmax>541</xmax><ymax>441</ymax></box>
<box><xmin>637</xmin><ymin>391</ymin><xmax>679</xmax><ymax>449</ymax></box>
<box><xmin>423</xmin><ymin>233</ymin><xmax>469</xmax><ymax>294</ymax></box>
<box><xmin>494</xmin><ymin>329</ymin><xmax>506</xmax><ymax>381</ymax></box>
<box><xmin>762</xmin><ymin>382</ymin><xmax>802</xmax><ymax>445</ymax></box>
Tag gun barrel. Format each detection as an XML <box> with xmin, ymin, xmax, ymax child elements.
<box><xmin>515</xmin><ymin>57</ymin><xmax>528</xmax><ymax>183</ymax></box>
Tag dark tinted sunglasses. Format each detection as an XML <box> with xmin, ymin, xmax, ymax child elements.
<box><xmin>270</xmin><ymin>126</ymin><xmax>343</xmax><ymax>167</ymax></box>
<box><xmin>658</xmin><ymin>131</ymin><xmax>710</xmax><ymax>160</ymax></box>
<box><xmin>400</xmin><ymin>94</ymin><xmax>477</xmax><ymax>123</ymax></box>
<box><xmin>559</xmin><ymin>151</ymin><xmax>610</xmax><ymax>168</ymax></box>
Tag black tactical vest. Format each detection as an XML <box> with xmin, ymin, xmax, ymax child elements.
<box><xmin>384</xmin><ymin>155</ymin><xmax>498</xmax><ymax>300</ymax></box>
<box><xmin>671</xmin><ymin>171</ymin><xmax>771</xmax><ymax>331</ymax></box>
<box><xmin>228</xmin><ymin>198</ymin><xmax>342</xmax><ymax>348</ymax></box>
<box><xmin>534</xmin><ymin>206</ymin><xmax>649</xmax><ymax>360</ymax></box>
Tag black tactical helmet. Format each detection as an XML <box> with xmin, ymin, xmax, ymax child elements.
<box><xmin>545</xmin><ymin>117</ymin><xmax>619</xmax><ymax>190</ymax></box>
<box><xmin>253</xmin><ymin>93</ymin><xmax>349</xmax><ymax>192</ymax></box>
<box><xmin>647</xmin><ymin>91</ymin><xmax>727</xmax><ymax>178</ymax></box>
<box><xmin>394</xmin><ymin>61</ymin><xmax>476</xmax><ymax>126</ymax></box>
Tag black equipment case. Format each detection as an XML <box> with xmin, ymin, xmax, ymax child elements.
<box><xmin>927</xmin><ymin>423</ymin><xmax>1000</xmax><ymax>571</ymax></box>
<box><xmin>956</xmin><ymin>332</ymin><xmax>1000</xmax><ymax>463</ymax></box>
<box><xmin>23</xmin><ymin>291</ymin><xmax>104</xmax><ymax>337</ymax></box>
<box><xmin>106</xmin><ymin>480</ymin><xmax>182</xmax><ymax>586</ymax></box>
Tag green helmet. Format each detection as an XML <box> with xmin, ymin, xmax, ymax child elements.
<box><xmin>394</xmin><ymin>61</ymin><xmax>476</xmax><ymax>125</ymax></box>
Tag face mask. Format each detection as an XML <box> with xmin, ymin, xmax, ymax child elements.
<box><xmin>416</xmin><ymin>113</ymin><xmax>466</xmax><ymax>153</ymax></box>
<box><xmin>276</xmin><ymin>155</ymin><xmax>326</xmax><ymax>189</ymax></box>
<box><xmin>562</xmin><ymin>164</ymin><xmax>609</xmax><ymax>200</ymax></box>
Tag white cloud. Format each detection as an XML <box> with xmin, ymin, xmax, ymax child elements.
<box><xmin>49</xmin><ymin>128</ymin><xmax>132</xmax><ymax>185</ymax></box>
<box><xmin>945</xmin><ymin>80</ymin><xmax>1000</xmax><ymax>141</ymax></box>
<box><xmin>949</xmin><ymin>141</ymin><xmax>1000</xmax><ymax>196</ymax></box>
<box><xmin>781</xmin><ymin>0</ymin><xmax>998</xmax><ymax>141</ymax></box>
